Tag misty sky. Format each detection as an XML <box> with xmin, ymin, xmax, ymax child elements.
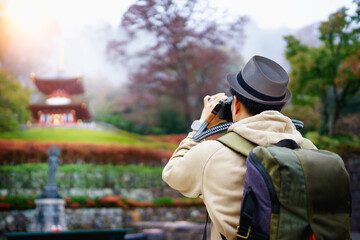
<box><xmin>3</xmin><ymin>0</ymin><xmax>355</xmax><ymax>85</ymax></box>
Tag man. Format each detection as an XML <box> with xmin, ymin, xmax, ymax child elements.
<box><xmin>162</xmin><ymin>55</ymin><xmax>315</xmax><ymax>240</ymax></box>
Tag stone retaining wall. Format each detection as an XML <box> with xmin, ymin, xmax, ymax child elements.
<box><xmin>0</xmin><ymin>206</ymin><xmax>207</xmax><ymax>240</ymax></box>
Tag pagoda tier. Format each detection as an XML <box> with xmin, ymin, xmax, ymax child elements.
<box><xmin>31</xmin><ymin>73</ymin><xmax>84</xmax><ymax>95</ymax></box>
<box><xmin>28</xmin><ymin>103</ymin><xmax>91</xmax><ymax>125</ymax></box>
<box><xmin>28</xmin><ymin>71</ymin><xmax>91</xmax><ymax>126</ymax></box>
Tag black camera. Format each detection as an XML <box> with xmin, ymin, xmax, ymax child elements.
<box><xmin>218</xmin><ymin>96</ymin><xmax>233</xmax><ymax>122</ymax></box>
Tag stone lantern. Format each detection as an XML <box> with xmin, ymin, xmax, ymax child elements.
<box><xmin>30</xmin><ymin>146</ymin><xmax>67</xmax><ymax>232</ymax></box>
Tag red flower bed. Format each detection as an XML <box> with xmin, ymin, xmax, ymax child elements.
<box><xmin>26</xmin><ymin>199</ymin><xmax>35</xmax><ymax>207</ymax></box>
<box><xmin>0</xmin><ymin>202</ymin><xmax>11</xmax><ymax>209</ymax></box>
<box><xmin>70</xmin><ymin>202</ymin><xmax>80</xmax><ymax>209</ymax></box>
<box><xmin>0</xmin><ymin>140</ymin><xmax>173</xmax><ymax>165</ymax></box>
<box><xmin>124</xmin><ymin>198</ymin><xmax>154</xmax><ymax>208</ymax></box>
<box><xmin>85</xmin><ymin>198</ymin><xmax>96</xmax><ymax>207</ymax></box>
<box><xmin>99</xmin><ymin>195</ymin><xmax>122</xmax><ymax>204</ymax></box>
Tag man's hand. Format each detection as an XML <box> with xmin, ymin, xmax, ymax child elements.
<box><xmin>199</xmin><ymin>93</ymin><xmax>228</xmax><ymax>129</ymax></box>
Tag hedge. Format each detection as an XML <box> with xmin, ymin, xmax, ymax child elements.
<box><xmin>0</xmin><ymin>164</ymin><xmax>166</xmax><ymax>190</ymax></box>
<box><xmin>0</xmin><ymin>140</ymin><xmax>173</xmax><ymax>165</ymax></box>
<box><xmin>0</xmin><ymin>195</ymin><xmax>204</xmax><ymax>210</ymax></box>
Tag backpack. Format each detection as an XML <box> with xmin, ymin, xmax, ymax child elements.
<box><xmin>217</xmin><ymin>132</ymin><xmax>352</xmax><ymax>240</ymax></box>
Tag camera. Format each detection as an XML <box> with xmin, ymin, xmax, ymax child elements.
<box><xmin>218</xmin><ymin>96</ymin><xmax>233</xmax><ymax>122</ymax></box>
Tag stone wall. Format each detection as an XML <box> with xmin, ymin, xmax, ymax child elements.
<box><xmin>0</xmin><ymin>206</ymin><xmax>207</xmax><ymax>240</ymax></box>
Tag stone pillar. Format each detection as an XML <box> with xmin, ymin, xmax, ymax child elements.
<box><xmin>30</xmin><ymin>146</ymin><xmax>67</xmax><ymax>232</ymax></box>
<box><xmin>33</xmin><ymin>198</ymin><xmax>67</xmax><ymax>232</ymax></box>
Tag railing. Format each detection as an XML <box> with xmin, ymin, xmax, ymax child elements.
<box><xmin>6</xmin><ymin>228</ymin><xmax>132</xmax><ymax>240</ymax></box>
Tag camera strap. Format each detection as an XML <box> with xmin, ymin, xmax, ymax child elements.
<box><xmin>193</xmin><ymin>118</ymin><xmax>303</xmax><ymax>142</ymax></box>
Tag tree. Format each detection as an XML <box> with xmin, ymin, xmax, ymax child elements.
<box><xmin>285</xmin><ymin>0</ymin><xmax>360</xmax><ymax>136</ymax></box>
<box><xmin>107</xmin><ymin>0</ymin><xmax>247</xmax><ymax>127</ymax></box>
<box><xmin>0</xmin><ymin>69</ymin><xmax>30</xmax><ymax>132</ymax></box>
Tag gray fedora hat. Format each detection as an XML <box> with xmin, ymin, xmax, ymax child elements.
<box><xmin>227</xmin><ymin>55</ymin><xmax>291</xmax><ymax>105</ymax></box>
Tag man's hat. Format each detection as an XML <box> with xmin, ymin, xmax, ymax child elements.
<box><xmin>227</xmin><ymin>55</ymin><xmax>291</xmax><ymax>105</ymax></box>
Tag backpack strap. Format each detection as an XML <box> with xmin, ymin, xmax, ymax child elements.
<box><xmin>300</xmin><ymin>138</ymin><xmax>317</xmax><ymax>150</ymax></box>
<box><xmin>275</xmin><ymin>139</ymin><xmax>300</xmax><ymax>149</ymax></box>
<box><xmin>217</xmin><ymin>132</ymin><xmax>256</xmax><ymax>157</ymax></box>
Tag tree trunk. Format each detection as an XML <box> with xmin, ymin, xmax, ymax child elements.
<box><xmin>328</xmin><ymin>99</ymin><xmax>343</xmax><ymax>137</ymax></box>
<box><xmin>328</xmin><ymin>83</ymin><xmax>359</xmax><ymax>136</ymax></box>
<box><xmin>178</xmin><ymin>72</ymin><xmax>192</xmax><ymax>127</ymax></box>
<box><xmin>328</xmin><ymin>111</ymin><xmax>335</xmax><ymax>137</ymax></box>
<box><xmin>319</xmin><ymin>92</ymin><xmax>330</xmax><ymax>135</ymax></box>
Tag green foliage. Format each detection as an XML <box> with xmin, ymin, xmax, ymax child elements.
<box><xmin>282</xmin><ymin>105</ymin><xmax>321</xmax><ymax>133</ymax></box>
<box><xmin>157</xmin><ymin>108</ymin><xmax>187</xmax><ymax>134</ymax></box>
<box><xmin>101</xmin><ymin>113</ymin><xmax>136</xmax><ymax>132</ymax></box>
<box><xmin>285</xmin><ymin>1</ymin><xmax>360</xmax><ymax>136</ymax></box>
<box><xmin>0</xmin><ymin>195</ymin><xmax>36</xmax><ymax>209</ymax></box>
<box><xmin>70</xmin><ymin>196</ymin><xmax>87</xmax><ymax>205</ymax></box>
<box><xmin>0</xmin><ymin>164</ymin><xmax>166</xmax><ymax>191</ymax></box>
<box><xmin>95</xmin><ymin>103</ymin><xmax>187</xmax><ymax>135</ymax></box>
<box><xmin>0</xmin><ymin>70</ymin><xmax>30</xmax><ymax>132</ymax></box>
<box><xmin>284</xmin><ymin>36</ymin><xmax>336</xmax><ymax>107</ymax></box>
<box><xmin>152</xmin><ymin>197</ymin><xmax>173</xmax><ymax>206</ymax></box>
<box><xmin>305</xmin><ymin>131</ymin><xmax>360</xmax><ymax>154</ymax></box>
<box><xmin>101</xmin><ymin>113</ymin><xmax>164</xmax><ymax>135</ymax></box>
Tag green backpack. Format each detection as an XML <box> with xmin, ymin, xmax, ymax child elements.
<box><xmin>217</xmin><ymin>132</ymin><xmax>352</xmax><ymax>240</ymax></box>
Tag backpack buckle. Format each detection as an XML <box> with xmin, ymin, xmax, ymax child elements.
<box><xmin>236</xmin><ymin>226</ymin><xmax>251</xmax><ymax>239</ymax></box>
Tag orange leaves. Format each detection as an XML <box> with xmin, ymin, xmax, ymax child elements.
<box><xmin>85</xmin><ymin>198</ymin><xmax>96</xmax><ymax>207</ymax></box>
<box><xmin>69</xmin><ymin>203</ymin><xmax>80</xmax><ymax>209</ymax></box>
<box><xmin>335</xmin><ymin>50</ymin><xmax>360</xmax><ymax>86</ymax></box>
<box><xmin>172</xmin><ymin>198</ymin><xmax>203</xmax><ymax>206</ymax></box>
<box><xmin>26</xmin><ymin>199</ymin><xmax>35</xmax><ymax>207</ymax></box>
<box><xmin>99</xmin><ymin>195</ymin><xmax>122</xmax><ymax>204</ymax></box>
<box><xmin>64</xmin><ymin>197</ymin><xmax>72</xmax><ymax>205</ymax></box>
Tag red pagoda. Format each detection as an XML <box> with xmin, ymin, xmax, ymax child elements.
<box><xmin>28</xmin><ymin>72</ymin><xmax>91</xmax><ymax>125</ymax></box>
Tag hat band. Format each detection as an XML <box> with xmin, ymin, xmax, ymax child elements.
<box><xmin>237</xmin><ymin>72</ymin><xmax>286</xmax><ymax>102</ymax></box>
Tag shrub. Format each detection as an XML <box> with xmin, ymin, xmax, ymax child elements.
<box><xmin>0</xmin><ymin>195</ymin><xmax>36</xmax><ymax>210</ymax></box>
<box><xmin>282</xmin><ymin>105</ymin><xmax>321</xmax><ymax>133</ymax></box>
<box><xmin>305</xmin><ymin>132</ymin><xmax>360</xmax><ymax>154</ymax></box>
<box><xmin>0</xmin><ymin>140</ymin><xmax>173</xmax><ymax>165</ymax></box>
<box><xmin>0</xmin><ymin>164</ymin><xmax>166</xmax><ymax>190</ymax></box>
<box><xmin>152</xmin><ymin>197</ymin><xmax>173</xmax><ymax>206</ymax></box>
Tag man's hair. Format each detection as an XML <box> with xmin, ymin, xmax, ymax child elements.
<box><xmin>229</xmin><ymin>88</ymin><xmax>285</xmax><ymax>115</ymax></box>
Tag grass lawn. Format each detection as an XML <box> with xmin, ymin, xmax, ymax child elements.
<box><xmin>0</xmin><ymin>127</ymin><xmax>177</xmax><ymax>149</ymax></box>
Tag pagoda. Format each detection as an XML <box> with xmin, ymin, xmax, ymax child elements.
<box><xmin>28</xmin><ymin>72</ymin><xmax>91</xmax><ymax>125</ymax></box>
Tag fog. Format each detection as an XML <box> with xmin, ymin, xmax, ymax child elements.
<box><xmin>1</xmin><ymin>0</ymin><xmax>354</xmax><ymax>89</ymax></box>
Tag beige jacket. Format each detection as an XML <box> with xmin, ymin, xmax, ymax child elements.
<box><xmin>162</xmin><ymin>111</ymin><xmax>315</xmax><ymax>240</ymax></box>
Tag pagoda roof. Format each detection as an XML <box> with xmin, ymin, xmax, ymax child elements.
<box><xmin>31</xmin><ymin>73</ymin><xmax>84</xmax><ymax>95</ymax></box>
<box><xmin>28</xmin><ymin>103</ymin><xmax>91</xmax><ymax>121</ymax></box>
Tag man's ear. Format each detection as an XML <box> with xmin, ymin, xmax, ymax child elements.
<box><xmin>233</xmin><ymin>96</ymin><xmax>241</xmax><ymax>115</ymax></box>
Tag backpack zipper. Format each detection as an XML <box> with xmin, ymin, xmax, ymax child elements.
<box><xmin>248</xmin><ymin>151</ymin><xmax>280</xmax><ymax>214</ymax></box>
